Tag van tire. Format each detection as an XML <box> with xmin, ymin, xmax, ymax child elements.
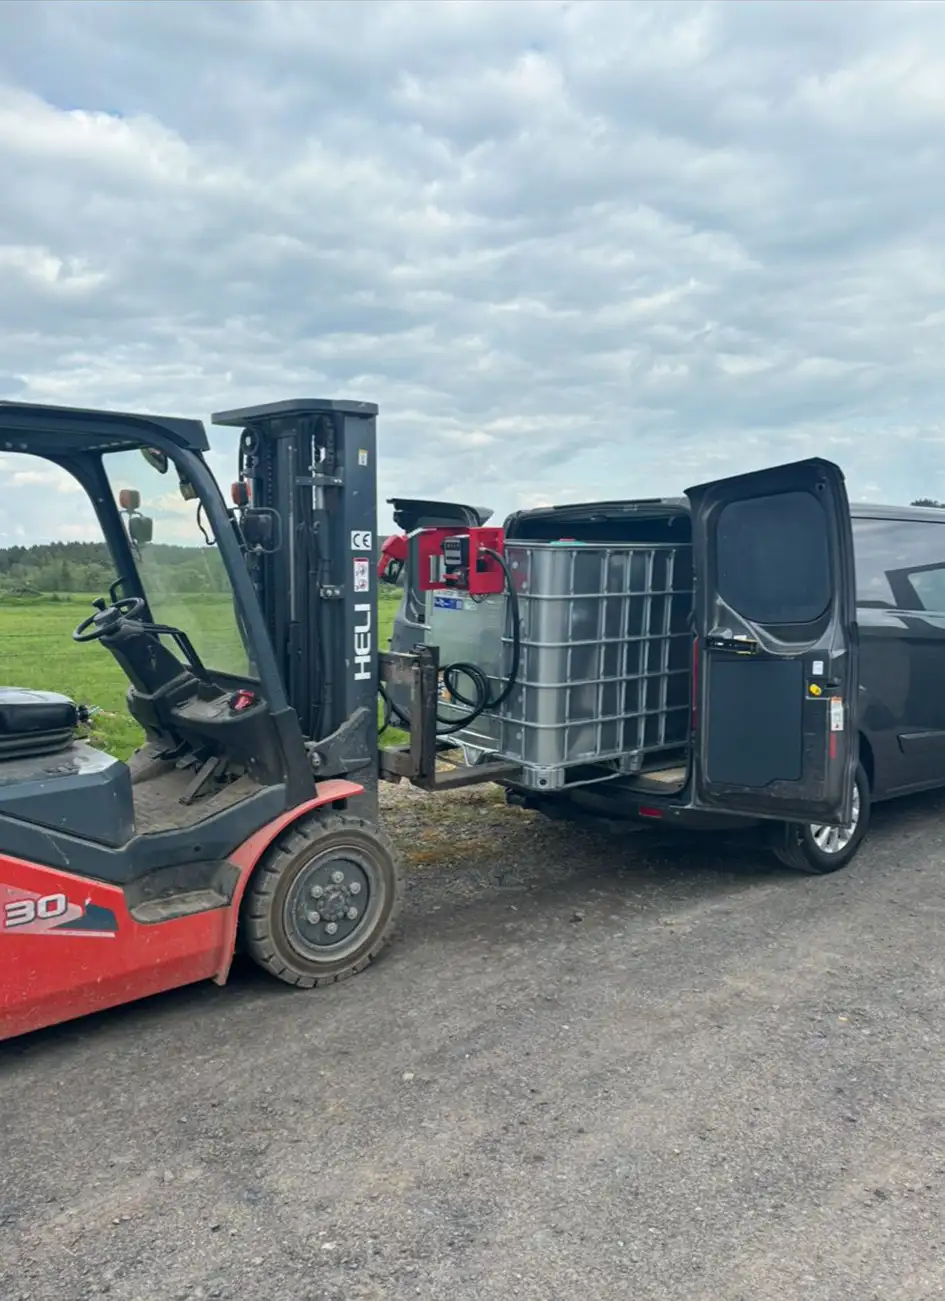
<box><xmin>772</xmin><ymin>763</ymin><xmax>870</xmax><ymax>875</ymax></box>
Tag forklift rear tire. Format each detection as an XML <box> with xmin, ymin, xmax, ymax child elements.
<box><xmin>243</xmin><ymin>814</ymin><xmax>402</xmax><ymax>988</ymax></box>
<box><xmin>771</xmin><ymin>763</ymin><xmax>870</xmax><ymax>875</ymax></box>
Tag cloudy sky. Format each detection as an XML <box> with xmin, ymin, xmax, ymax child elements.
<box><xmin>2</xmin><ymin>0</ymin><xmax>945</xmax><ymax>545</ymax></box>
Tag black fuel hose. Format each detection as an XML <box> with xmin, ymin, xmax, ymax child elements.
<box><xmin>379</xmin><ymin>546</ymin><xmax>522</xmax><ymax>737</ymax></box>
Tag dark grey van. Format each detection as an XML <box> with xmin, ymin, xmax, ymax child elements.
<box><xmin>389</xmin><ymin>463</ymin><xmax>945</xmax><ymax>875</ymax></box>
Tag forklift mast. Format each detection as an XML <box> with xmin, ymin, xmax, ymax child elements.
<box><xmin>212</xmin><ymin>400</ymin><xmax>380</xmax><ymax>820</ymax></box>
<box><xmin>212</xmin><ymin>400</ymin><xmax>517</xmax><ymax>803</ymax></box>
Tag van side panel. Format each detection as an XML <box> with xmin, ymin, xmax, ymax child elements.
<box><xmin>854</xmin><ymin>513</ymin><xmax>945</xmax><ymax>799</ymax></box>
<box><xmin>857</xmin><ymin>606</ymin><xmax>916</xmax><ymax>798</ymax></box>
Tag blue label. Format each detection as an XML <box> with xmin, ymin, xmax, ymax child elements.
<box><xmin>433</xmin><ymin>596</ymin><xmax>463</xmax><ymax>610</ymax></box>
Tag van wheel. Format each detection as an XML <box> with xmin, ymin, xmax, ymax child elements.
<box><xmin>772</xmin><ymin>764</ymin><xmax>870</xmax><ymax>875</ymax></box>
<box><xmin>243</xmin><ymin>814</ymin><xmax>402</xmax><ymax>987</ymax></box>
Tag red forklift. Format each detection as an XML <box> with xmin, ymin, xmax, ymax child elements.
<box><xmin>0</xmin><ymin>399</ymin><xmax>409</xmax><ymax>1041</ymax></box>
<box><xmin>0</xmin><ymin>396</ymin><xmax>859</xmax><ymax>1041</ymax></box>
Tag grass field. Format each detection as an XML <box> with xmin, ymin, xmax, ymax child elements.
<box><xmin>0</xmin><ymin>589</ymin><xmax>403</xmax><ymax>761</ymax></box>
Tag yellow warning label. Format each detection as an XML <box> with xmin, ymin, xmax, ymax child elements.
<box><xmin>808</xmin><ymin>683</ymin><xmax>823</xmax><ymax>697</ymax></box>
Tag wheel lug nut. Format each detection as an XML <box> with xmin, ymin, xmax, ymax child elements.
<box><xmin>325</xmin><ymin>921</ymin><xmax>338</xmax><ymax>935</ymax></box>
<box><xmin>309</xmin><ymin>885</ymin><xmax>324</xmax><ymax>899</ymax></box>
<box><xmin>346</xmin><ymin>906</ymin><xmax>359</xmax><ymax>921</ymax></box>
<box><xmin>331</xmin><ymin>870</ymin><xmax>345</xmax><ymax>885</ymax></box>
<box><xmin>349</xmin><ymin>882</ymin><xmax>362</xmax><ymax>895</ymax></box>
<box><xmin>306</xmin><ymin>909</ymin><xmax>321</xmax><ymax>924</ymax></box>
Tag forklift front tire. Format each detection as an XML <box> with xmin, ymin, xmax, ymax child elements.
<box><xmin>243</xmin><ymin>814</ymin><xmax>403</xmax><ymax>988</ymax></box>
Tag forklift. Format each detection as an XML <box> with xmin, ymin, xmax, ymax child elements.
<box><xmin>0</xmin><ymin>397</ymin><xmax>482</xmax><ymax>1042</ymax></box>
<box><xmin>0</xmin><ymin>396</ymin><xmax>859</xmax><ymax>1042</ymax></box>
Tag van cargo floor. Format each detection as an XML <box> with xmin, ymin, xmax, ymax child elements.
<box><xmin>628</xmin><ymin>765</ymin><xmax>687</xmax><ymax>792</ymax></box>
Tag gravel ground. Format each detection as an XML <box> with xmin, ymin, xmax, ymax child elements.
<box><xmin>3</xmin><ymin>780</ymin><xmax>945</xmax><ymax>1300</ymax></box>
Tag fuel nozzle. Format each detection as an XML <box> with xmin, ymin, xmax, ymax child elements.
<box><xmin>378</xmin><ymin>533</ymin><xmax>408</xmax><ymax>586</ymax></box>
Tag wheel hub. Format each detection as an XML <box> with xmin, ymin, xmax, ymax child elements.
<box><xmin>809</xmin><ymin>785</ymin><xmax>861</xmax><ymax>855</ymax></box>
<box><xmin>285</xmin><ymin>851</ymin><xmax>372</xmax><ymax>957</ymax></box>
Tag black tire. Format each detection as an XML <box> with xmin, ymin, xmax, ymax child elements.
<box><xmin>243</xmin><ymin>813</ymin><xmax>402</xmax><ymax>988</ymax></box>
<box><xmin>772</xmin><ymin>763</ymin><xmax>871</xmax><ymax>875</ymax></box>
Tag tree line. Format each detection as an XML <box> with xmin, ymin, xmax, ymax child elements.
<box><xmin>4</xmin><ymin>501</ymin><xmax>943</xmax><ymax>597</ymax></box>
<box><xmin>0</xmin><ymin>541</ymin><xmax>229</xmax><ymax>596</ymax></box>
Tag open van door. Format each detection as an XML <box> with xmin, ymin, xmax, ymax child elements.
<box><xmin>686</xmin><ymin>458</ymin><xmax>857</xmax><ymax>826</ymax></box>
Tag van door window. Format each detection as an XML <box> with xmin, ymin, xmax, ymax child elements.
<box><xmin>908</xmin><ymin>566</ymin><xmax>945</xmax><ymax>612</ymax></box>
<box><xmin>717</xmin><ymin>490</ymin><xmax>832</xmax><ymax>624</ymax></box>
<box><xmin>853</xmin><ymin>518</ymin><xmax>945</xmax><ymax>612</ymax></box>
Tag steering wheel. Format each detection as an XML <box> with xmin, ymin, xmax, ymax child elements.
<box><xmin>72</xmin><ymin>597</ymin><xmax>147</xmax><ymax>644</ymax></box>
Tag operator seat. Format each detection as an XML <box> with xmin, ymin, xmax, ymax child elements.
<box><xmin>0</xmin><ymin>686</ymin><xmax>135</xmax><ymax>847</ymax></box>
<box><xmin>0</xmin><ymin>687</ymin><xmax>81</xmax><ymax>760</ymax></box>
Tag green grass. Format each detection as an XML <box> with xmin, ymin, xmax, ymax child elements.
<box><xmin>0</xmin><ymin>589</ymin><xmax>403</xmax><ymax>762</ymax></box>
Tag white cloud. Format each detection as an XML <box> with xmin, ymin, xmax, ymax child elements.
<box><xmin>0</xmin><ymin>245</ymin><xmax>107</xmax><ymax>294</ymax></box>
<box><xmin>1</xmin><ymin>0</ymin><xmax>944</xmax><ymax>545</ymax></box>
<box><xmin>10</xmin><ymin>465</ymin><xmax>81</xmax><ymax>492</ymax></box>
<box><xmin>58</xmin><ymin>521</ymin><xmax>106</xmax><ymax>542</ymax></box>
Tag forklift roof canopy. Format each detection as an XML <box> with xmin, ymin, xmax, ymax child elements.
<box><xmin>0</xmin><ymin>400</ymin><xmax>210</xmax><ymax>456</ymax></box>
<box><xmin>212</xmin><ymin>398</ymin><xmax>379</xmax><ymax>426</ymax></box>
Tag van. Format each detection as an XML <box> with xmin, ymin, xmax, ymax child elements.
<box><xmin>389</xmin><ymin>460</ymin><xmax>945</xmax><ymax>874</ymax></box>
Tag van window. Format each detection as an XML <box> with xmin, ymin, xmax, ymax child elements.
<box><xmin>853</xmin><ymin>517</ymin><xmax>945</xmax><ymax>612</ymax></box>
<box><xmin>716</xmin><ymin>490</ymin><xmax>831</xmax><ymax>624</ymax></box>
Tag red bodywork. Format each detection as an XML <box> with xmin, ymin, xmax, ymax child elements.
<box><xmin>0</xmin><ymin>779</ymin><xmax>362</xmax><ymax>1042</ymax></box>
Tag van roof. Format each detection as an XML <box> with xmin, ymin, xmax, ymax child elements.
<box><xmin>507</xmin><ymin>497</ymin><xmax>945</xmax><ymax>527</ymax></box>
<box><xmin>851</xmin><ymin>502</ymin><xmax>945</xmax><ymax>522</ymax></box>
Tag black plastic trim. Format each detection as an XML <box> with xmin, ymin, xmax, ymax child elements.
<box><xmin>0</xmin><ymin>784</ymin><xmax>288</xmax><ymax>885</ymax></box>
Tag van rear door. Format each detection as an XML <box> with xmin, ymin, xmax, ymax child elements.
<box><xmin>686</xmin><ymin>458</ymin><xmax>857</xmax><ymax>825</ymax></box>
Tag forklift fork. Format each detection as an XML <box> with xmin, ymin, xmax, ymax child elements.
<box><xmin>378</xmin><ymin>645</ymin><xmax>521</xmax><ymax>792</ymax></box>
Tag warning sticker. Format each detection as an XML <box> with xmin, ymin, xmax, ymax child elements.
<box><xmin>830</xmin><ymin>696</ymin><xmax>844</xmax><ymax>732</ymax></box>
<box><xmin>353</xmin><ymin>557</ymin><xmax>369</xmax><ymax>593</ymax></box>
<box><xmin>358</xmin><ymin>449</ymin><xmax>369</xmax><ymax>467</ymax></box>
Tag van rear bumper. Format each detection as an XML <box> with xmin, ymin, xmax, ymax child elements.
<box><xmin>507</xmin><ymin>786</ymin><xmax>760</xmax><ymax>834</ymax></box>
<box><xmin>624</xmin><ymin>802</ymin><xmax>761</xmax><ymax>832</ymax></box>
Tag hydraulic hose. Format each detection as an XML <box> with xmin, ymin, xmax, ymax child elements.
<box><xmin>379</xmin><ymin>545</ymin><xmax>522</xmax><ymax>738</ymax></box>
